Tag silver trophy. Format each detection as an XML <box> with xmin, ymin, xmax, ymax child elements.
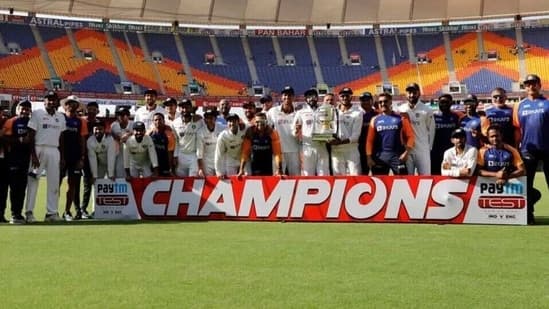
<box><xmin>312</xmin><ymin>103</ymin><xmax>337</xmax><ymax>141</ymax></box>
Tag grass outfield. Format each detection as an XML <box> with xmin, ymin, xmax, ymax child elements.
<box><xmin>0</xmin><ymin>175</ymin><xmax>548</xmax><ymax>308</ymax></box>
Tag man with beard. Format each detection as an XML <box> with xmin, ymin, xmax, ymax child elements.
<box><xmin>267</xmin><ymin>86</ymin><xmax>300</xmax><ymax>175</ymax></box>
<box><xmin>366</xmin><ymin>92</ymin><xmax>414</xmax><ymax>175</ymax></box>
<box><xmin>485</xmin><ymin>87</ymin><xmax>517</xmax><ymax>147</ymax></box>
<box><xmin>216</xmin><ymin>99</ymin><xmax>232</xmax><ymax>126</ymax></box>
<box><xmin>292</xmin><ymin>88</ymin><xmax>330</xmax><ymax>176</ymax></box>
<box><xmin>397</xmin><ymin>83</ymin><xmax>435</xmax><ymax>175</ymax></box>
<box><xmin>123</xmin><ymin>121</ymin><xmax>159</xmax><ymax>180</ymax></box>
<box><xmin>329</xmin><ymin>87</ymin><xmax>363</xmax><ymax>176</ymax></box>
<box><xmin>215</xmin><ymin>114</ymin><xmax>246</xmax><ymax>178</ymax></box>
<box><xmin>459</xmin><ymin>94</ymin><xmax>489</xmax><ymax>149</ymax></box>
<box><xmin>110</xmin><ymin>107</ymin><xmax>133</xmax><ymax>178</ymax></box>
<box><xmin>242</xmin><ymin>101</ymin><xmax>257</xmax><ymax>127</ymax></box>
<box><xmin>25</xmin><ymin>91</ymin><xmax>66</xmax><ymax>222</ymax></box>
<box><xmin>477</xmin><ymin>125</ymin><xmax>525</xmax><ymax>184</ymax></box>
<box><xmin>79</xmin><ymin>101</ymin><xmax>99</xmax><ymax>219</ymax></box>
<box><xmin>148</xmin><ymin>113</ymin><xmax>177</xmax><ymax>176</ymax></box>
<box><xmin>59</xmin><ymin>95</ymin><xmax>88</xmax><ymax>221</ymax></box>
<box><xmin>357</xmin><ymin>92</ymin><xmax>378</xmax><ymax>175</ymax></box>
<box><xmin>197</xmin><ymin>109</ymin><xmax>224</xmax><ymax>177</ymax></box>
<box><xmin>134</xmin><ymin>89</ymin><xmax>164</xmax><ymax>130</ymax></box>
<box><xmin>260</xmin><ymin>94</ymin><xmax>274</xmax><ymax>113</ymax></box>
<box><xmin>2</xmin><ymin>100</ymin><xmax>32</xmax><ymax>224</ymax></box>
<box><xmin>431</xmin><ymin>94</ymin><xmax>462</xmax><ymax>175</ymax></box>
<box><xmin>512</xmin><ymin>74</ymin><xmax>549</xmax><ymax>224</ymax></box>
<box><xmin>163</xmin><ymin>97</ymin><xmax>180</xmax><ymax>128</ymax></box>
<box><xmin>441</xmin><ymin>128</ymin><xmax>478</xmax><ymax>177</ymax></box>
<box><xmin>87</xmin><ymin>120</ymin><xmax>116</xmax><ymax>182</ymax></box>
<box><xmin>239</xmin><ymin>112</ymin><xmax>282</xmax><ymax>176</ymax></box>
<box><xmin>172</xmin><ymin>99</ymin><xmax>203</xmax><ymax>177</ymax></box>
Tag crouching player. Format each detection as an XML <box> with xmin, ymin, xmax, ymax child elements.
<box><xmin>87</xmin><ymin>120</ymin><xmax>116</xmax><ymax>183</ymax></box>
<box><xmin>123</xmin><ymin>121</ymin><xmax>159</xmax><ymax>181</ymax></box>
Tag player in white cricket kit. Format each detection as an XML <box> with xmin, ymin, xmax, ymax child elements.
<box><xmin>110</xmin><ymin>107</ymin><xmax>133</xmax><ymax>178</ymax></box>
<box><xmin>215</xmin><ymin>114</ymin><xmax>246</xmax><ymax>177</ymax></box>
<box><xmin>197</xmin><ymin>109</ymin><xmax>224</xmax><ymax>177</ymax></box>
<box><xmin>87</xmin><ymin>120</ymin><xmax>116</xmax><ymax>182</ymax></box>
<box><xmin>172</xmin><ymin>99</ymin><xmax>203</xmax><ymax>177</ymax></box>
<box><xmin>330</xmin><ymin>87</ymin><xmax>363</xmax><ymax>175</ymax></box>
<box><xmin>292</xmin><ymin>88</ymin><xmax>330</xmax><ymax>176</ymax></box>
<box><xmin>123</xmin><ymin>121</ymin><xmax>159</xmax><ymax>179</ymax></box>
<box><xmin>267</xmin><ymin>86</ymin><xmax>301</xmax><ymax>176</ymax></box>
<box><xmin>25</xmin><ymin>91</ymin><xmax>66</xmax><ymax>222</ymax></box>
<box><xmin>134</xmin><ymin>89</ymin><xmax>165</xmax><ymax>130</ymax></box>
<box><xmin>398</xmin><ymin>83</ymin><xmax>435</xmax><ymax>175</ymax></box>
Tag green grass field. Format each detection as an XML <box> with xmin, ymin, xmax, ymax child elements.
<box><xmin>0</xmin><ymin>175</ymin><xmax>548</xmax><ymax>308</ymax></box>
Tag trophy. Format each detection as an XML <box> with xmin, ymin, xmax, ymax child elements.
<box><xmin>312</xmin><ymin>102</ymin><xmax>337</xmax><ymax>141</ymax></box>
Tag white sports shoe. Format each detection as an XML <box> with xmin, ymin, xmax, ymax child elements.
<box><xmin>62</xmin><ymin>212</ymin><xmax>73</xmax><ymax>222</ymax></box>
<box><xmin>44</xmin><ymin>213</ymin><xmax>62</xmax><ymax>222</ymax></box>
<box><xmin>25</xmin><ymin>211</ymin><xmax>37</xmax><ymax>223</ymax></box>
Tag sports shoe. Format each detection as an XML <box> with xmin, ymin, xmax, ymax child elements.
<box><xmin>44</xmin><ymin>213</ymin><xmax>62</xmax><ymax>222</ymax></box>
<box><xmin>25</xmin><ymin>211</ymin><xmax>37</xmax><ymax>223</ymax></box>
<box><xmin>10</xmin><ymin>215</ymin><xmax>26</xmax><ymax>224</ymax></box>
<box><xmin>81</xmin><ymin>209</ymin><xmax>91</xmax><ymax>219</ymax></box>
<box><xmin>62</xmin><ymin>212</ymin><xmax>73</xmax><ymax>222</ymax></box>
<box><xmin>74</xmin><ymin>211</ymin><xmax>82</xmax><ymax>220</ymax></box>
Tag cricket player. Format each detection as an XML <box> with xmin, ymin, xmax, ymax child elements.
<box><xmin>215</xmin><ymin>114</ymin><xmax>246</xmax><ymax>178</ymax></box>
<box><xmin>110</xmin><ymin>107</ymin><xmax>134</xmax><ymax>178</ymax></box>
<box><xmin>123</xmin><ymin>121</ymin><xmax>159</xmax><ymax>180</ymax></box>
<box><xmin>25</xmin><ymin>91</ymin><xmax>66</xmax><ymax>222</ymax></box>
<box><xmin>87</xmin><ymin>120</ymin><xmax>116</xmax><ymax>182</ymax></box>
<box><xmin>134</xmin><ymin>89</ymin><xmax>164</xmax><ymax>130</ymax></box>
<box><xmin>172</xmin><ymin>99</ymin><xmax>204</xmax><ymax>177</ymax></box>
<box><xmin>441</xmin><ymin>128</ymin><xmax>478</xmax><ymax>177</ymax></box>
<box><xmin>267</xmin><ymin>86</ymin><xmax>301</xmax><ymax>176</ymax></box>
<box><xmin>197</xmin><ymin>108</ymin><xmax>224</xmax><ymax>177</ymax></box>
<box><xmin>398</xmin><ymin>83</ymin><xmax>435</xmax><ymax>175</ymax></box>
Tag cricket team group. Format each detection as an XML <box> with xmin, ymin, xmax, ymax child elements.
<box><xmin>0</xmin><ymin>73</ymin><xmax>547</xmax><ymax>224</ymax></box>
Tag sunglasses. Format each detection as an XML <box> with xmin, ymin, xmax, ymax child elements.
<box><xmin>492</xmin><ymin>95</ymin><xmax>505</xmax><ymax>99</ymax></box>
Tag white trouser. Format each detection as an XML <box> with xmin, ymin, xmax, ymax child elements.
<box><xmin>202</xmin><ymin>162</ymin><xmax>216</xmax><ymax>176</ymax></box>
<box><xmin>282</xmin><ymin>152</ymin><xmax>301</xmax><ymax>176</ymax></box>
<box><xmin>26</xmin><ymin>145</ymin><xmax>61</xmax><ymax>216</ymax></box>
<box><xmin>129</xmin><ymin>164</ymin><xmax>153</xmax><ymax>177</ymax></box>
<box><xmin>331</xmin><ymin>144</ymin><xmax>361</xmax><ymax>176</ymax></box>
<box><xmin>114</xmin><ymin>153</ymin><xmax>125</xmax><ymax>178</ymax></box>
<box><xmin>176</xmin><ymin>152</ymin><xmax>198</xmax><ymax>177</ymax></box>
<box><xmin>405</xmin><ymin>148</ymin><xmax>431</xmax><ymax>175</ymax></box>
<box><xmin>301</xmin><ymin>143</ymin><xmax>330</xmax><ymax>176</ymax></box>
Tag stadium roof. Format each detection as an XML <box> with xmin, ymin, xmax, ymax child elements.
<box><xmin>2</xmin><ymin>0</ymin><xmax>549</xmax><ymax>26</ymax></box>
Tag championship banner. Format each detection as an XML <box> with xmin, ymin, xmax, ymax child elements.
<box><xmin>94</xmin><ymin>176</ymin><xmax>527</xmax><ymax>225</ymax></box>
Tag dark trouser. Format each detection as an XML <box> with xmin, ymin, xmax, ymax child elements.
<box><xmin>81</xmin><ymin>164</ymin><xmax>92</xmax><ymax>212</ymax></box>
<box><xmin>372</xmin><ymin>152</ymin><xmax>408</xmax><ymax>176</ymax></box>
<box><xmin>521</xmin><ymin>150</ymin><xmax>549</xmax><ymax>219</ymax></box>
<box><xmin>60</xmin><ymin>160</ymin><xmax>82</xmax><ymax>212</ymax></box>
<box><xmin>430</xmin><ymin>150</ymin><xmax>444</xmax><ymax>175</ymax></box>
<box><xmin>0</xmin><ymin>158</ymin><xmax>8</xmax><ymax>219</ymax></box>
<box><xmin>8</xmin><ymin>166</ymin><xmax>27</xmax><ymax>217</ymax></box>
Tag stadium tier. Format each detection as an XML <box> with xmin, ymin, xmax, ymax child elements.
<box><xmin>3</xmin><ymin>20</ymin><xmax>549</xmax><ymax>97</ymax></box>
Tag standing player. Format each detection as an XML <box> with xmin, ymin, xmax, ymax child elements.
<box><xmin>59</xmin><ymin>96</ymin><xmax>88</xmax><ymax>221</ymax></box>
<box><xmin>357</xmin><ymin>92</ymin><xmax>378</xmax><ymax>175</ymax></box>
<box><xmin>163</xmin><ymin>97</ymin><xmax>179</xmax><ymax>128</ymax></box>
<box><xmin>124</xmin><ymin>121</ymin><xmax>159</xmax><ymax>180</ymax></box>
<box><xmin>79</xmin><ymin>101</ymin><xmax>99</xmax><ymax>219</ymax></box>
<box><xmin>477</xmin><ymin>125</ymin><xmax>525</xmax><ymax>185</ymax></box>
<box><xmin>25</xmin><ymin>91</ymin><xmax>66</xmax><ymax>222</ymax></box>
<box><xmin>441</xmin><ymin>128</ymin><xmax>478</xmax><ymax>177</ymax></box>
<box><xmin>267</xmin><ymin>86</ymin><xmax>300</xmax><ymax>175</ymax></box>
<box><xmin>242</xmin><ymin>101</ymin><xmax>257</xmax><ymax>127</ymax></box>
<box><xmin>292</xmin><ymin>88</ymin><xmax>330</xmax><ymax>176</ymax></box>
<box><xmin>2</xmin><ymin>100</ymin><xmax>32</xmax><ymax>224</ymax></box>
<box><xmin>134</xmin><ymin>89</ymin><xmax>164</xmax><ymax>130</ymax></box>
<box><xmin>459</xmin><ymin>94</ymin><xmax>489</xmax><ymax>148</ymax></box>
<box><xmin>215</xmin><ymin>114</ymin><xmax>246</xmax><ymax>178</ymax></box>
<box><xmin>239</xmin><ymin>113</ymin><xmax>282</xmax><ymax>176</ymax></box>
<box><xmin>260</xmin><ymin>95</ymin><xmax>274</xmax><ymax>113</ymax></box>
<box><xmin>485</xmin><ymin>87</ymin><xmax>517</xmax><ymax>147</ymax></box>
<box><xmin>330</xmin><ymin>87</ymin><xmax>363</xmax><ymax>176</ymax></box>
<box><xmin>172</xmin><ymin>99</ymin><xmax>203</xmax><ymax>177</ymax></box>
<box><xmin>216</xmin><ymin>99</ymin><xmax>232</xmax><ymax>126</ymax></box>
<box><xmin>397</xmin><ymin>83</ymin><xmax>435</xmax><ymax>175</ymax></box>
<box><xmin>0</xmin><ymin>109</ymin><xmax>8</xmax><ymax>222</ymax></box>
<box><xmin>513</xmin><ymin>74</ymin><xmax>549</xmax><ymax>224</ymax></box>
<box><xmin>148</xmin><ymin>113</ymin><xmax>177</xmax><ymax>176</ymax></box>
<box><xmin>110</xmin><ymin>107</ymin><xmax>133</xmax><ymax>178</ymax></box>
<box><xmin>87</xmin><ymin>120</ymin><xmax>116</xmax><ymax>182</ymax></box>
<box><xmin>366</xmin><ymin>92</ymin><xmax>415</xmax><ymax>175</ymax></box>
<box><xmin>197</xmin><ymin>109</ymin><xmax>224</xmax><ymax>177</ymax></box>
<box><xmin>431</xmin><ymin>94</ymin><xmax>462</xmax><ymax>175</ymax></box>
